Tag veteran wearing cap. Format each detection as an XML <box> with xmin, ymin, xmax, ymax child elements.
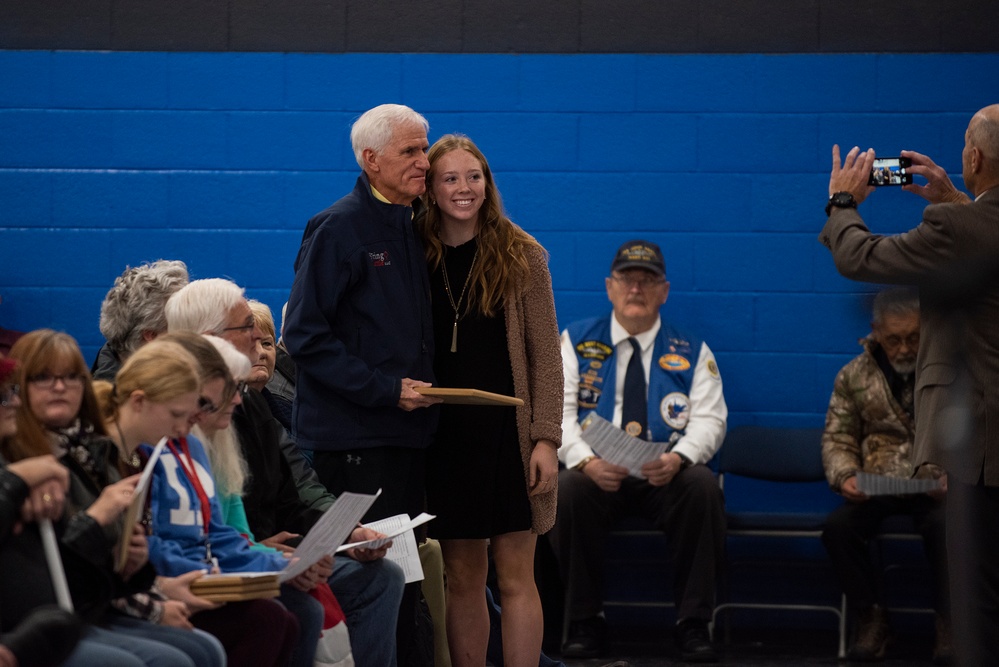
<box><xmin>548</xmin><ymin>240</ymin><xmax>727</xmax><ymax>663</ymax></box>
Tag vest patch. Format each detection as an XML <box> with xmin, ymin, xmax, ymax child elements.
<box><xmin>576</xmin><ymin>340</ymin><xmax>613</xmax><ymax>361</ymax></box>
<box><xmin>577</xmin><ymin>382</ymin><xmax>601</xmax><ymax>409</ymax></box>
<box><xmin>659</xmin><ymin>353</ymin><xmax>691</xmax><ymax>372</ymax></box>
<box><xmin>660</xmin><ymin>392</ymin><xmax>690</xmax><ymax>430</ymax></box>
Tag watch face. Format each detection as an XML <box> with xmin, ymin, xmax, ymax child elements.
<box><xmin>826</xmin><ymin>192</ymin><xmax>856</xmax><ymax>216</ymax></box>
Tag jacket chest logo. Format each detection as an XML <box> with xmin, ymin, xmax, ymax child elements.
<box><xmin>368</xmin><ymin>251</ymin><xmax>392</xmax><ymax>267</ymax></box>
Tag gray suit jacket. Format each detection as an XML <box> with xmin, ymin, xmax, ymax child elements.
<box><xmin>820</xmin><ymin>188</ymin><xmax>999</xmax><ymax>486</ymax></box>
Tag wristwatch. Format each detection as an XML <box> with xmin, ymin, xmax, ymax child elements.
<box><xmin>575</xmin><ymin>455</ymin><xmax>596</xmax><ymax>472</ymax></box>
<box><xmin>675</xmin><ymin>453</ymin><xmax>692</xmax><ymax>470</ymax></box>
<box><xmin>825</xmin><ymin>191</ymin><xmax>857</xmax><ymax>216</ymax></box>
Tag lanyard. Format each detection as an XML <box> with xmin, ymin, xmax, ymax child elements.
<box><xmin>166</xmin><ymin>437</ymin><xmax>213</xmax><ymax>562</ymax></box>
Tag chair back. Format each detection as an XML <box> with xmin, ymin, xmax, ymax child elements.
<box><xmin>718</xmin><ymin>425</ymin><xmax>826</xmax><ymax>483</ymax></box>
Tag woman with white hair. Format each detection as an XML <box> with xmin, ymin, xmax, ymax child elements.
<box><xmin>194</xmin><ymin>335</ymin><xmax>354</xmax><ymax>667</ymax></box>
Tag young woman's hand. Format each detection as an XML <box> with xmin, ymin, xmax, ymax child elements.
<box><xmin>157</xmin><ymin>571</ymin><xmax>222</xmax><ymax>614</ymax></box>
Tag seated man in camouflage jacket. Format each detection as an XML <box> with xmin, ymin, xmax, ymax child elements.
<box><xmin>821</xmin><ymin>286</ymin><xmax>949</xmax><ymax>663</ymax></box>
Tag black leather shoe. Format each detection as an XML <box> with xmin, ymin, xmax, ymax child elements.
<box><xmin>1</xmin><ymin>606</ymin><xmax>82</xmax><ymax>667</ymax></box>
<box><xmin>675</xmin><ymin>619</ymin><xmax>718</xmax><ymax>663</ymax></box>
<box><xmin>561</xmin><ymin>616</ymin><xmax>607</xmax><ymax>659</ymax></box>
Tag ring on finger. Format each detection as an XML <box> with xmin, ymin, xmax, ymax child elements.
<box><xmin>42</xmin><ymin>493</ymin><xmax>53</xmax><ymax>504</ymax></box>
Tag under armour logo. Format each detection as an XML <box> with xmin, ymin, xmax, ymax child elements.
<box><xmin>346</xmin><ymin>454</ymin><xmax>362</xmax><ymax>465</ymax></box>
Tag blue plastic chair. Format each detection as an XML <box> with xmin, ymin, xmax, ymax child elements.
<box><xmin>711</xmin><ymin>425</ymin><xmax>847</xmax><ymax>658</ymax></box>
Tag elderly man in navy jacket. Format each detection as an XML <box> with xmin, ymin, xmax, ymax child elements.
<box><xmin>285</xmin><ymin>103</ymin><xmax>443</xmax><ymax>665</ymax></box>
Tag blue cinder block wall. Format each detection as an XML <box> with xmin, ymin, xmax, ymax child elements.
<box><xmin>0</xmin><ymin>51</ymin><xmax>993</xmax><ymax>429</ymax></box>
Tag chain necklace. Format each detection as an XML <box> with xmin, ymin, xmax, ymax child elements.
<box><xmin>440</xmin><ymin>244</ymin><xmax>479</xmax><ymax>353</ymax></box>
<box><xmin>113</xmin><ymin>419</ymin><xmax>141</xmax><ymax>469</ymax></box>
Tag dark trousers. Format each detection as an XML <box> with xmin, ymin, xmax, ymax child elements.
<box><xmin>947</xmin><ymin>478</ymin><xmax>999</xmax><ymax>666</ymax></box>
<box><xmin>821</xmin><ymin>494</ymin><xmax>948</xmax><ymax>616</ymax></box>
<box><xmin>192</xmin><ymin>599</ymin><xmax>299</xmax><ymax>667</ymax></box>
<box><xmin>548</xmin><ymin>465</ymin><xmax>725</xmax><ymax>623</ymax></box>
<box><xmin>313</xmin><ymin>447</ymin><xmax>427</xmax><ymax>526</ymax></box>
<box><xmin>313</xmin><ymin>447</ymin><xmax>427</xmax><ymax>667</ymax></box>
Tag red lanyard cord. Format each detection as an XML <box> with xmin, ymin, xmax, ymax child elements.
<box><xmin>166</xmin><ymin>436</ymin><xmax>212</xmax><ymax>540</ymax></box>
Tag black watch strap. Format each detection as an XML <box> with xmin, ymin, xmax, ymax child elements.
<box><xmin>825</xmin><ymin>192</ymin><xmax>857</xmax><ymax>216</ymax></box>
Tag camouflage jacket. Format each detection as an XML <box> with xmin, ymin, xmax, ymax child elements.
<box><xmin>821</xmin><ymin>338</ymin><xmax>933</xmax><ymax>492</ymax></box>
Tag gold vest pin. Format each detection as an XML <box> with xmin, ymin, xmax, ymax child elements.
<box><xmin>625</xmin><ymin>421</ymin><xmax>643</xmax><ymax>437</ymax></box>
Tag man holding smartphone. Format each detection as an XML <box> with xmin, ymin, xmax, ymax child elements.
<box><xmin>820</xmin><ymin>104</ymin><xmax>999</xmax><ymax>666</ymax></box>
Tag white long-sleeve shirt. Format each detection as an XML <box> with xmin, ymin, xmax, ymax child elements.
<box><xmin>559</xmin><ymin>314</ymin><xmax>727</xmax><ymax>470</ymax></box>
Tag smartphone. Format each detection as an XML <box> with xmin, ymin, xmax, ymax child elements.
<box><xmin>869</xmin><ymin>157</ymin><xmax>913</xmax><ymax>186</ymax></box>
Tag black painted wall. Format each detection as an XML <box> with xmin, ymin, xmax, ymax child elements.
<box><xmin>2</xmin><ymin>0</ymin><xmax>995</xmax><ymax>53</ymax></box>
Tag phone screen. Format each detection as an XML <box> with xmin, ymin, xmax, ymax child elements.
<box><xmin>869</xmin><ymin>157</ymin><xmax>913</xmax><ymax>186</ymax></box>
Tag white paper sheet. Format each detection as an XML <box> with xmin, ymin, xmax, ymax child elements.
<box><xmin>352</xmin><ymin>513</ymin><xmax>431</xmax><ymax>583</ymax></box>
<box><xmin>279</xmin><ymin>489</ymin><xmax>380</xmax><ymax>582</ymax></box>
<box><xmin>580</xmin><ymin>413</ymin><xmax>668</xmax><ymax>478</ymax></box>
<box><xmin>855</xmin><ymin>471</ymin><xmax>942</xmax><ymax>496</ymax></box>
<box><xmin>337</xmin><ymin>512</ymin><xmax>435</xmax><ymax>552</ymax></box>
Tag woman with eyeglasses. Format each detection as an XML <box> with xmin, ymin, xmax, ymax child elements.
<box><xmin>98</xmin><ymin>333</ymin><xmax>301</xmax><ymax>667</ymax></box>
<box><xmin>191</xmin><ymin>333</ymin><xmax>354</xmax><ymax>667</ymax></box>
<box><xmin>142</xmin><ymin>332</ymin><xmax>325</xmax><ymax>667</ymax></box>
<box><xmin>0</xmin><ymin>355</ymin><xmax>84</xmax><ymax>667</ymax></box>
<box><xmin>4</xmin><ymin>329</ymin><xmax>223</xmax><ymax>667</ymax></box>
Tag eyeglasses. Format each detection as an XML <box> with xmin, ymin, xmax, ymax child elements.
<box><xmin>0</xmin><ymin>384</ymin><xmax>19</xmax><ymax>407</ymax></box>
<box><xmin>221</xmin><ymin>323</ymin><xmax>255</xmax><ymax>334</ymax></box>
<box><xmin>882</xmin><ymin>333</ymin><xmax>919</xmax><ymax>351</ymax></box>
<box><xmin>27</xmin><ymin>373</ymin><xmax>85</xmax><ymax>390</ymax></box>
<box><xmin>197</xmin><ymin>396</ymin><xmax>221</xmax><ymax>415</ymax></box>
<box><xmin>610</xmin><ymin>273</ymin><xmax>666</xmax><ymax>289</ymax></box>
<box><xmin>219</xmin><ymin>380</ymin><xmax>249</xmax><ymax>407</ymax></box>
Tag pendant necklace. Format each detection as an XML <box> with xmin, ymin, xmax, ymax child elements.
<box><xmin>440</xmin><ymin>244</ymin><xmax>479</xmax><ymax>353</ymax></box>
<box><xmin>114</xmin><ymin>419</ymin><xmax>141</xmax><ymax>469</ymax></box>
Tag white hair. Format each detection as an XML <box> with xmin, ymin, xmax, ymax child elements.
<box><xmin>197</xmin><ymin>336</ymin><xmax>250</xmax><ymax>498</ymax></box>
<box><xmin>204</xmin><ymin>336</ymin><xmax>251</xmax><ymax>380</ymax></box>
<box><xmin>871</xmin><ymin>287</ymin><xmax>919</xmax><ymax>325</ymax></box>
<box><xmin>193</xmin><ymin>422</ymin><xmax>247</xmax><ymax>499</ymax></box>
<box><xmin>350</xmin><ymin>104</ymin><xmax>429</xmax><ymax>169</ymax></box>
<box><xmin>165</xmin><ymin>278</ymin><xmax>245</xmax><ymax>336</ymax></box>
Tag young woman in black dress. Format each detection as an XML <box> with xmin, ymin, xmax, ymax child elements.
<box><xmin>418</xmin><ymin>135</ymin><xmax>563</xmax><ymax>667</ymax></box>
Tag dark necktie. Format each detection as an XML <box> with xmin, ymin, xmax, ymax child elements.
<box><xmin>621</xmin><ymin>337</ymin><xmax>647</xmax><ymax>439</ymax></box>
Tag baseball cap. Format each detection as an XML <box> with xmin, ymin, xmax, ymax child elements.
<box><xmin>610</xmin><ymin>240</ymin><xmax>666</xmax><ymax>277</ymax></box>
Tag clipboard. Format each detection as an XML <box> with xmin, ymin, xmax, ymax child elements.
<box><xmin>189</xmin><ymin>572</ymin><xmax>281</xmax><ymax>602</ymax></box>
<box><xmin>413</xmin><ymin>387</ymin><xmax>523</xmax><ymax>406</ymax></box>
<box><xmin>115</xmin><ymin>437</ymin><xmax>167</xmax><ymax>573</ymax></box>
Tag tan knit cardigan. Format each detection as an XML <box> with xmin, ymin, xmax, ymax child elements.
<box><xmin>503</xmin><ymin>242</ymin><xmax>564</xmax><ymax>533</ymax></box>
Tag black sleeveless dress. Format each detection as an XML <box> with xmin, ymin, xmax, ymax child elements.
<box><xmin>425</xmin><ymin>237</ymin><xmax>532</xmax><ymax>539</ymax></box>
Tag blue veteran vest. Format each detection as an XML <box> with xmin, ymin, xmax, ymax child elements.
<box><xmin>567</xmin><ymin>316</ymin><xmax>701</xmax><ymax>443</ymax></box>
